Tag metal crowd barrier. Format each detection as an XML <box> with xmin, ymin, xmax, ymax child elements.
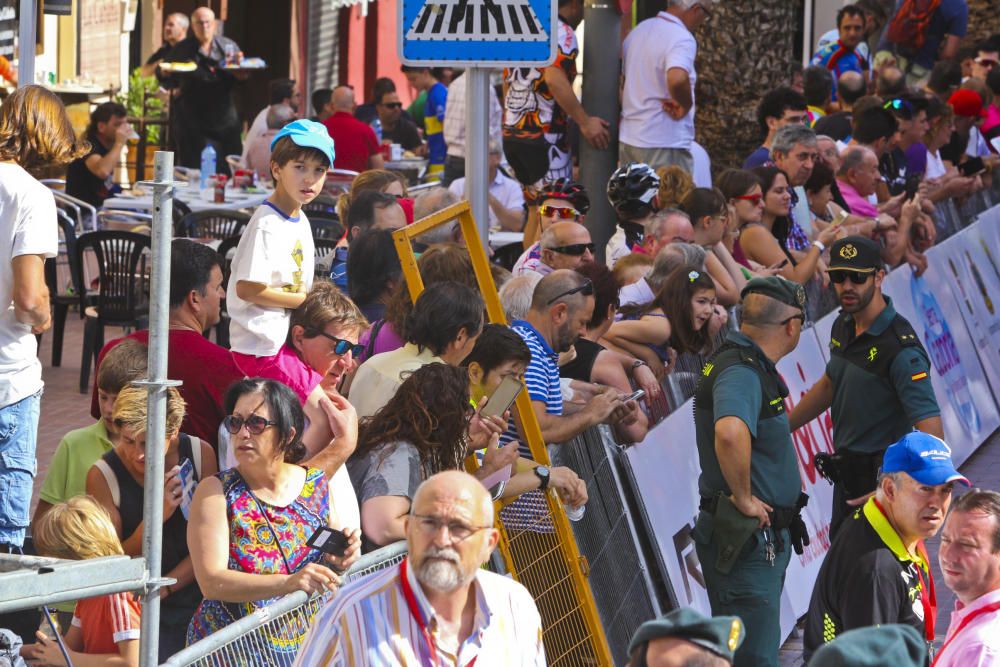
<box><xmin>160</xmin><ymin>542</ymin><xmax>408</xmax><ymax>667</ymax></box>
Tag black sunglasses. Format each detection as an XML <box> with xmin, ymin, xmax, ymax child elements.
<box><xmin>549</xmin><ymin>242</ymin><xmax>595</xmax><ymax>256</ymax></box>
<box><xmin>829</xmin><ymin>270</ymin><xmax>873</xmax><ymax>285</ymax></box>
<box><xmin>546</xmin><ymin>279</ymin><xmax>595</xmax><ymax>305</ymax></box>
<box><xmin>223</xmin><ymin>414</ymin><xmax>277</xmax><ymax>435</ymax></box>
<box><xmin>312</xmin><ymin>331</ymin><xmax>365</xmax><ymax>357</ymax></box>
<box><xmin>380</xmin><ymin>102</ymin><xmax>403</xmax><ymax>109</ymax></box>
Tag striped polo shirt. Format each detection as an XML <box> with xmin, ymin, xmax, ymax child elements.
<box><xmin>504</xmin><ymin>320</ymin><xmax>562</xmax><ymax>459</ymax></box>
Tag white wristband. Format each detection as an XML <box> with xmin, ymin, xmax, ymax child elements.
<box><xmin>812</xmin><ymin>240</ymin><xmax>826</xmax><ymax>253</ymax></box>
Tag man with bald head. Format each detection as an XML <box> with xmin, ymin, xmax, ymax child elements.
<box><xmin>693</xmin><ymin>277</ymin><xmax>811</xmax><ymax>667</ymax></box>
<box><xmin>531</xmin><ymin>222</ymin><xmax>595</xmax><ymax>276</ymax></box>
<box><xmin>321</xmin><ymin>85</ymin><xmax>385</xmax><ymax>172</ymax></box>
<box><xmin>295</xmin><ymin>471</ymin><xmax>546</xmax><ymax>666</ymax></box>
<box><xmin>503</xmin><ymin>270</ymin><xmax>635</xmax><ymax>457</ymax></box>
<box><xmin>159</xmin><ymin>6</ymin><xmax>243</xmax><ymax>173</ymax></box>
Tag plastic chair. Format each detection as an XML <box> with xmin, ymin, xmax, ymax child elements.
<box><xmin>76</xmin><ymin>231</ymin><xmax>152</xmax><ymax>392</ymax></box>
<box><xmin>302</xmin><ymin>194</ymin><xmax>339</xmax><ymax>219</ymax></box>
<box><xmin>491</xmin><ymin>241</ymin><xmax>524</xmax><ymax>272</ymax></box>
<box><xmin>172</xmin><ymin>198</ymin><xmax>193</xmax><ymax>226</ymax></box>
<box><xmin>313</xmin><ymin>237</ymin><xmax>340</xmax><ymax>279</ymax></box>
<box><xmin>43</xmin><ymin>210</ymin><xmax>88</xmax><ymax>367</ymax></box>
<box><xmin>213</xmin><ymin>235</ymin><xmax>242</xmax><ymax>349</ymax></box>
<box><xmin>309</xmin><ymin>216</ymin><xmax>344</xmax><ymax>242</ymax></box>
<box><xmin>175</xmin><ymin>209</ymin><xmax>251</xmax><ymax>240</ymax></box>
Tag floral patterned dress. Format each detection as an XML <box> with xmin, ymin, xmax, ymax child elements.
<box><xmin>186</xmin><ymin>466</ymin><xmax>330</xmax><ymax>656</ymax></box>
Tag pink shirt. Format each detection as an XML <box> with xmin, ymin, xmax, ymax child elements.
<box><xmin>836</xmin><ymin>179</ymin><xmax>879</xmax><ymax>218</ymax></box>
<box><xmin>934</xmin><ymin>588</ymin><xmax>1000</xmax><ymax>667</ymax></box>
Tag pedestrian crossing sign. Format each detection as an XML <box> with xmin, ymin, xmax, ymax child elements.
<box><xmin>399</xmin><ymin>0</ymin><xmax>557</xmax><ymax>66</ymax></box>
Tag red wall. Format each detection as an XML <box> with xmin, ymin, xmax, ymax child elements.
<box><xmin>339</xmin><ymin>2</ymin><xmax>414</xmax><ymax>106</ymax></box>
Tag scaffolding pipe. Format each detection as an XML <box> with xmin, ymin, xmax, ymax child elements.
<box><xmin>138</xmin><ymin>151</ymin><xmax>178</xmax><ymax>666</ymax></box>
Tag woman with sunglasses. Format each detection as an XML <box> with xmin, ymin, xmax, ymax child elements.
<box><xmin>347</xmin><ymin>363</ymin><xmax>475</xmax><ymax>551</ymax></box>
<box><xmin>187</xmin><ymin>378</ymin><xmax>360</xmax><ymax>655</ymax></box>
<box><xmin>716</xmin><ymin>168</ymin><xmax>764</xmax><ymax>270</ymax></box>
<box><xmin>742</xmin><ymin>166</ymin><xmax>841</xmax><ymax>286</ymax></box>
<box><xmin>603</xmin><ymin>267</ymin><xmax>718</xmax><ymax>379</ymax></box>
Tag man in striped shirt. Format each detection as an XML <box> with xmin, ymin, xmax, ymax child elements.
<box><xmin>294</xmin><ymin>471</ymin><xmax>546</xmax><ymax>666</ymax></box>
<box><xmin>504</xmin><ymin>270</ymin><xmax>636</xmax><ymax>459</ymax></box>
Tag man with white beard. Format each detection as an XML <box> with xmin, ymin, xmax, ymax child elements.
<box><xmin>294</xmin><ymin>471</ymin><xmax>546</xmax><ymax>666</ymax></box>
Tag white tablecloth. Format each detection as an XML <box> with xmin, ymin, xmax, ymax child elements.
<box><xmin>103</xmin><ymin>187</ymin><xmax>271</xmax><ymax>213</ymax></box>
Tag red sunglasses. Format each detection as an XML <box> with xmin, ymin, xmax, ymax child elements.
<box><xmin>539</xmin><ymin>204</ymin><xmax>580</xmax><ymax>220</ymax></box>
<box><xmin>733</xmin><ymin>193</ymin><xmax>764</xmax><ymax>205</ymax></box>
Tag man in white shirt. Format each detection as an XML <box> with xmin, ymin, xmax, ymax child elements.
<box><xmin>294</xmin><ymin>471</ymin><xmax>546</xmax><ymax>667</ymax></box>
<box><xmin>241</xmin><ymin>79</ymin><xmax>301</xmax><ymax>164</ymax></box>
<box><xmin>934</xmin><ymin>489</ymin><xmax>1000</xmax><ymax>666</ymax></box>
<box><xmin>619</xmin><ymin>0</ymin><xmax>713</xmax><ymax>172</ymax></box>
<box><xmin>442</xmin><ymin>70</ymin><xmax>503</xmax><ymax>186</ymax></box>
<box><xmin>448</xmin><ymin>141</ymin><xmax>525</xmax><ymax>231</ymax></box>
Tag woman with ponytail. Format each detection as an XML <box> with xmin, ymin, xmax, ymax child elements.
<box><xmin>186</xmin><ymin>378</ymin><xmax>360</xmax><ymax>657</ymax></box>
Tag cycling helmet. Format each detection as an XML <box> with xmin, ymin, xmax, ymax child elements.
<box><xmin>607</xmin><ymin>162</ymin><xmax>660</xmax><ymax>219</ymax></box>
<box><xmin>538</xmin><ymin>178</ymin><xmax>590</xmax><ymax>215</ymax></box>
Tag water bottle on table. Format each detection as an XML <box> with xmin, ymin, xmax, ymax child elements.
<box><xmin>200</xmin><ymin>144</ymin><xmax>217</xmax><ymax>190</ymax></box>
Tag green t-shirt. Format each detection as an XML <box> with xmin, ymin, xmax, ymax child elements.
<box><xmin>695</xmin><ymin>335</ymin><xmax>801</xmax><ymax>508</ymax></box>
<box><xmin>39</xmin><ymin>420</ymin><xmax>114</xmax><ymax>505</ymax></box>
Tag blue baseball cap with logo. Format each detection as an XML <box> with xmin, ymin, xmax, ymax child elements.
<box><xmin>881</xmin><ymin>432</ymin><xmax>970</xmax><ymax>487</ymax></box>
<box><xmin>270</xmin><ymin>119</ymin><xmax>335</xmax><ymax>166</ymax></box>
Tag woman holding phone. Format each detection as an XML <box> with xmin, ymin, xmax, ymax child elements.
<box><xmin>347</xmin><ymin>363</ymin><xmax>477</xmax><ymax>551</ymax></box>
<box><xmin>86</xmin><ymin>385</ymin><xmax>217</xmax><ymax>659</ymax></box>
<box><xmin>186</xmin><ymin>378</ymin><xmax>360</xmax><ymax>657</ymax></box>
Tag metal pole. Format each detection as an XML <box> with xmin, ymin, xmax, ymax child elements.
<box><xmin>464</xmin><ymin>67</ymin><xmax>490</xmax><ymax>251</ymax></box>
<box><xmin>17</xmin><ymin>0</ymin><xmax>36</xmax><ymax>87</ymax></box>
<box><xmin>139</xmin><ymin>151</ymin><xmax>176</xmax><ymax>666</ymax></box>
<box><xmin>579</xmin><ymin>0</ymin><xmax>621</xmax><ymax>263</ymax></box>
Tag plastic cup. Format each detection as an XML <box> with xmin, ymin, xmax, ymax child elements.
<box><xmin>565</xmin><ymin>504</ymin><xmax>585</xmax><ymax>522</ymax></box>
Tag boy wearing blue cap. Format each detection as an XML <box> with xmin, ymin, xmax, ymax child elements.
<box><xmin>803</xmin><ymin>431</ymin><xmax>970</xmax><ymax>661</ymax></box>
<box><xmin>226</xmin><ymin>120</ymin><xmax>339</xmax><ymax>449</ymax></box>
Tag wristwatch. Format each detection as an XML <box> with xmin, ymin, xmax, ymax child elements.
<box><xmin>533</xmin><ymin>465</ymin><xmax>551</xmax><ymax>491</ymax></box>
<box><xmin>631</xmin><ymin>359</ymin><xmax>648</xmax><ymax>369</ymax></box>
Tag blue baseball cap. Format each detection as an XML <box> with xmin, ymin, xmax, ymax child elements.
<box><xmin>881</xmin><ymin>432</ymin><xmax>970</xmax><ymax>487</ymax></box>
<box><xmin>270</xmin><ymin>119</ymin><xmax>335</xmax><ymax>166</ymax></box>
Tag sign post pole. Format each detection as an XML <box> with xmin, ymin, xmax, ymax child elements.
<box><xmin>465</xmin><ymin>67</ymin><xmax>490</xmax><ymax>251</ymax></box>
<box><xmin>17</xmin><ymin>0</ymin><xmax>35</xmax><ymax>87</ymax></box>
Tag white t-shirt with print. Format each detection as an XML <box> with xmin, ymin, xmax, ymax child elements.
<box><xmin>0</xmin><ymin>163</ymin><xmax>58</xmax><ymax>408</ymax></box>
<box><xmin>620</xmin><ymin>11</ymin><xmax>697</xmax><ymax>149</ymax></box>
<box><xmin>227</xmin><ymin>201</ymin><xmax>315</xmax><ymax>357</ymax></box>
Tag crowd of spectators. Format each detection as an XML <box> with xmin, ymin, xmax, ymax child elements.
<box><xmin>3</xmin><ymin>0</ymin><xmax>1000</xmax><ymax>665</ymax></box>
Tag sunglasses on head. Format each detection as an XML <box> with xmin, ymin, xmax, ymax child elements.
<box><xmin>829</xmin><ymin>270</ymin><xmax>873</xmax><ymax>285</ymax></box>
<box><xmin>223</xmin><ymin>414</ymin><xmax>277</xmax><ymax>435</ymax></box>
<box><xmin>381</xmin><ymin>102</ymin><xmax>403</xmax><ymax>109</ymax></box>
<box><xmin>549</xmin><ymin>242</ymin><xmax>595</xmax><ymax>256</ymax></box>
<box><xmin>547</xmin><ymin>279</ymin><xmax>595</xmax><ymax>305</ymax></box>
<box><xmin>539</xmin><ymin>205</ymin><xmax>580</xmax><ymax>220</ymax></box>
<box><xmin>733</xmin><ymin>193</ymin><xmax>764</xmax><ymax>205</ymax></box>
<box><xmin>975</xmin><ymin>57</ymin><xmax>998</xmax><ymax>68</ymax></box>
<box><xmin>883</xmin><ymin>98</ymin><xmax>914</xmax><ymax>119</ymax></box>
<box><xmin>312</xmin><ymin>331</ymin><xmax>365</xmax><ymax>357</ymax></box>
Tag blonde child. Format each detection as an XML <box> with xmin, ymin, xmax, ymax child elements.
<box><xmin>25</xmin><ymin>496</ymin><xmax>140</xmax><ymax>667</ymax></box>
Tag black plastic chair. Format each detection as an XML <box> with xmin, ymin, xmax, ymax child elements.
<box><xmin>213</xmin><ymin>235</ymin><xmax>242</xmax><ymax>349</ymax></box>
<box><xmin>175</xmin><ymin>209</ymin><xmax>251</xmax><ymax>240</ymax></box>
<box><xmin>302</xmin><ymin>194</ymin><xmax>339</xmax><ymax>219</ymax></box>
<box><xmin>172</xmin><ymin>198</ymin><xmax>193</xmax><ymax>226</ymax></box>
<box><xmin>492</xmin><ymin>241</ymin><xmax>525</xmax><ymax>272</ymax></box>
<box><xmin>310</xmin><ymin>216</ymin><xmax>345</xmax><ymax>242</ymax></box>
<box><xmin>43</xmin><ymin>210</ymin><xmax>88</xmax><ymax>366</ymax></box>
<box><xmin>76</xmin><ymin>231</ymin><xmax>151</xmax><ymax>392</ymax></box>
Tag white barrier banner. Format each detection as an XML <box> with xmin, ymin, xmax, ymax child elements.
<box><xmin>934</xmin><ymin>227</ymin><xmax>1000</xmax><ymax>402</ymax></box>
<box><xmin>880</xmin><ymin>259</ymin><xmax>1000</xmax><ymax>465</ymax></box>
<box><xmin>624</xmin><ymin>332</ymin><xmax>837</xmax><ymax>642</ymax></box>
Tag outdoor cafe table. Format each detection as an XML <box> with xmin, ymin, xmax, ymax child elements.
<box><xmin>103</xmin><ymin>186</ymin><xmax>272</xmax><ymax>214</ymax></box>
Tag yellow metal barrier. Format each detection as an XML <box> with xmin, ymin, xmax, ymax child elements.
<box><xmin>392</xmin><ymin>201</ymin><xmax>614</xmax><ymax>666</ymax></box>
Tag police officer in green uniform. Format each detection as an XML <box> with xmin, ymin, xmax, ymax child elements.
<box><xmin>789</xmin><ymin>236</ymin><xmax>942</xmax><ymax>534</ymax></box>
<box><xmin>692</xmin><ymin>276</ymin><xmax>812</xmax><ymax>667</ymax></box>
<box><xmin>627</xmin><ymin>607</ymin><xmax>745</xmax><ymax>666</ymax></box>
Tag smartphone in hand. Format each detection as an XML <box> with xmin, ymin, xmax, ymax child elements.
<box><xmin>307</xmin><ymin>526</ymin><xmax>350</xmax><ymax>557</ymax></box>
<box><xmin>480</xmin><ymin>376</ymin><xmax>524</xmax><ymax>420</ymax></box>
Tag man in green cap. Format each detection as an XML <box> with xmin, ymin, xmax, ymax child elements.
<box><xmin>808</xmin><ymin>624</ymin><xmax>928</xmax><ymax>666</ymax></box>
<box><xmin>789</xmin><ymin>235</ymin><xmax>941</xmax><ymax>534</ymax></box>
<box><xmin>692</xmin><ymin>276</ymin><xmax>811</xmax><ymax>667</ymax></box>
<box><xmin>627</xmin><ymin>607</ymin><xmax>745</xmax><ymax>666</ymax></box>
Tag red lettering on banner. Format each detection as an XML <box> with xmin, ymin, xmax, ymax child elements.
<box><xmin>781</xmin><ymin>363</ymin><xmax>834</xmax><ymax>487</ymax></box>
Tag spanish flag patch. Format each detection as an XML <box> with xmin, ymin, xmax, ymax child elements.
<box><xmin>911</xmin><ymin>371</ymin><xmax>928</xmax><ymax>381</ymax></box>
